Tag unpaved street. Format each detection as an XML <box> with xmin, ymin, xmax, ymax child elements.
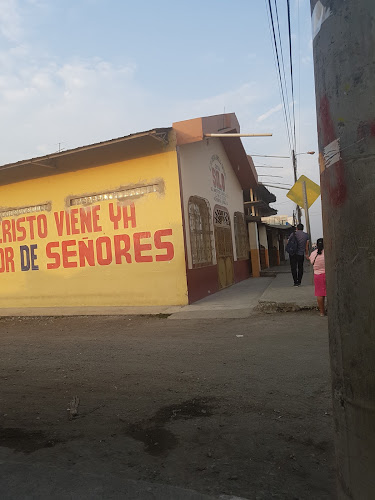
<box><xmin>0</xmin><ymin>312</ymin><xmax>334</xmax><ymax>499</ymax></box>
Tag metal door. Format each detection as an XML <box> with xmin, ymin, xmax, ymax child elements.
<box><xmin>214</xmin><ymin>207</ymin><xmax>234</xmax><ymax>289</ymax></box>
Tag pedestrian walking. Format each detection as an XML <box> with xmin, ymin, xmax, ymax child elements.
<box><xmin>286</xmin><ymin>223</ymin><xmax>310</xmax><ymax>286</ymax></box>
<box><xmin>309</xmin><ymin>238</ymin><xmax>326</xmax><ymax>316</ymax></box>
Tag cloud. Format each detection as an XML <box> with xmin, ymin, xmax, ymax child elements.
<box><xmin>0</xmin><ymin>0</ymin><xmax>322</xmax><ymax>235</ymax></box>
<box><xmin>182</xmin><ymin>83</ymin><xmax>258</xmax><ymax>114</ymax></box>
<box><xmin>257</xmin><ymin>103</ymin><xmax>283</xmax><ymax>122</ymax></box>
<box><xmin>0</xmin><ymin>48</ymin><xmax>149</xmax><ymax>161</ymax></box>
<box><xmin>0</xmin><ymin>0</ymin><xmax>23</xmax><ymax>42</ymax></box>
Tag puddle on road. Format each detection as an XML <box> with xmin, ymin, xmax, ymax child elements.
<box><xmin>0</xmin><ymin>427</ymin><xmax>63</xmax><ymax>453</ymax></box>
<box><xmin>125</xmin><ymin>397</ymin><xmax>215</xmax><ymax>456</ymax></box>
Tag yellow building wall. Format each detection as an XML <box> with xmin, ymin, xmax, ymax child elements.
<box><xmin>0</xmin><ymin>150</ymin><xmax>188</xmax><ymax>308</ymax></box>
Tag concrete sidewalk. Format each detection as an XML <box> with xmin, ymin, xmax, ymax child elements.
<box><xmin>169</xmin><ymin>262</ymin><xmax>316</xmax><ymax>319</ymax></box>
<box><xmin>168</xmin><ymin>277</ymin><xmax>273</xmax><ymax>320</ymax></box>
<box><xmin>257</xmin><ymin>268</ymin><xmax>316</xmax><ymax>312</ymax></box>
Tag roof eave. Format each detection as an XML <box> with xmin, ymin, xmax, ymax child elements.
<box><xmin>173</xmin><ymin>113</ymin><xmax>258</xmax><ymax>190</ymax></box>
<box><xmin>0</xmin><ymin>128</ymin><xmax>172</xmax><ymax>186</ymax></box>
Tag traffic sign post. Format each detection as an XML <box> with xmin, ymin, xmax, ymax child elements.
<box><xmin>302</xmin><ymin>180</ymin><xmax>311</xmax><ymax>250</ymax></box>
<box><xmin>287</xmin><ymin>174</ymin><xmax>320</xmax><ymax>239</ymax></box>
<box><xmin>287</xmin><ymin>175</ymin><xmax>320</xmax><ymax>284</ymax></box>
<box><xmin>286</xmin><ymin>175</ymin><xmax>320</xmax><ymax>210</ymax></box>
<box><xmin>302</xmin><ymin>180</ymin><xmax>314</xmax><ymax>284</ymax></box>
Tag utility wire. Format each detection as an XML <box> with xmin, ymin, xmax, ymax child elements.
<box><xmin>251</xmin><ymin>154</ymin><xmax>290</xmax><ymax>158</ymax></box>
<box><xmin>286</xmin><ymin>0</ymin><xmax>297</xmax><ymax>151</ymax></box>
<box><xmin>297</xmin><ymin>0</ymin><xmax>301</xmax><ymax>154</ymax></box>
<box><xmin>273</xmin><ymin>0</ymin><xmax>294</xmax><ymax>149</ymax></box>
<box><xmin>255</xmin><ymin>165</ymin><xmax>284</xmax><ymax>169</ymax></box>
<box><xmin>267</xmin><ymin>182</ymin><xmax>292</xmax><ymax>186</ymax></box>
<box><xmin>258</xmin><ymin>174</ymin><xmax>283</xmax><ymax>178</ymax></box>
<box><xmin>262</xmin><ymin>184</ymin><xmax>291</xmax><ymax>191</ymax></box>
<box><xmin>265</xmin><ymin>0</ymin><xmax>293</xmax><ymax>154</ymax></box>
<box><xmin>261</xmin><ymin>181</ymin><xmax>292</xmax><ymax>186</ymax></box>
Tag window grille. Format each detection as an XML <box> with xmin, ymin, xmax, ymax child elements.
<box><xmin>234</xmin><ymin>212</ymin><xmax>249</xmax><ymax>260</ymax></box>
<box><xmin>188</xmin><ymin>196</ymin><xmax>213</xmax><ymax>268</ymax></box>
<box><xmin>0</xmin><ymin>203</ymin><xmax>51</xmax><ymax>218</ymax></box>
<box><xmin>70</xmin><ymin>184</ymin><xmax>159</xmax><ymax>206</ymax></box>
<box><xmin>214</xmin><ymin>207</ymin><xmax>230</xmax><ymax>226</ymax></box>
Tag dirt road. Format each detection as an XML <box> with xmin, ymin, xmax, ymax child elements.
<box><xmin>0</xmin><ymin>312</ymin><xmax>334</xmax><ymax>499</ymax></box>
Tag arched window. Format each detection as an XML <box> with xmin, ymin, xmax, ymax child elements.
<box><xmin>234</xmin><ymin>212</ymin><xmax>249</xmax><ymax>260</ymax></box>
<box><xmin>188</xmin><ymin>196</ymin><xmax>213</xmax><ymax>268</ymax></box>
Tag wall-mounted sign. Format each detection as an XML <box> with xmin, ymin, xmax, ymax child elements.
<box><xmin>0</xmin><ymin>202</ymin><xmax>175</xmax><ymax>274</ymax></box>
<box><xmin>209</xmin><ymin>155</ymin><xmax>227</xmax><ymax>205</ymax></box>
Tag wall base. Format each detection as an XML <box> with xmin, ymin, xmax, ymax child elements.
<box><xmin>187</xmin><ymin>259</ymin><xmax>250</xmax><ymax>303</ymax></box>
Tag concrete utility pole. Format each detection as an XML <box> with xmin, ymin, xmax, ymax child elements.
<box><xmin>310</xmin><ymin>1</ymin><xmax>375</xmax><ymax>499</ymax></box>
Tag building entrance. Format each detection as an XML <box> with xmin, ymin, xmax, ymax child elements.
<box><xmin>214</xmin><ymin>206</ymin><xmax>234</xmax><ymax>289</ymax></box>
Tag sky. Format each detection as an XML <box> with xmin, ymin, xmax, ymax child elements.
<box><xmin>0</xmin><ymin>0</ymin><xmax>322</xmax><ymax>240</ymax></box>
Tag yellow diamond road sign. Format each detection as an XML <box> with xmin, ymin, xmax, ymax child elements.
<box><xmin>286</xmin><ymin>175</ymin><xmax>321</xmax><ymax>209</ymax></box>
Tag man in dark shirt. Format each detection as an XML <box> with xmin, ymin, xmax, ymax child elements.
<box><xmin>289</xmin><ymin>223</ymin><xmax>310</xmax><ymax>286</ymax></box>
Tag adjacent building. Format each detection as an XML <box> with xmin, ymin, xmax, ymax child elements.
<box><xmin>261</xmin><ymin>215</ymin><xmax>294</xmax><ymax>226</ymax></box>
<box><xmin>242</xmin><ymin>184</ymin><xmax>294</xmax><ymax>274</ymax></box>
<box><xmin>0</xmin><ymin>113</ymin><xmax>259</xmax><ymax>310</ymax></box>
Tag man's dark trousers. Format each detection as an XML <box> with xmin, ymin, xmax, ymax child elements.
<box><xmin>290</xmin><ymin>254</ymin><xmax>304</xmax><ymax>285</ymax></box>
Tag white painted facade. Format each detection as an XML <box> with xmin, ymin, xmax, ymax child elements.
<box><xmin>177</xmin><ymin>138</ymin><xmax>245</xmax><ymax>269</ymax></box>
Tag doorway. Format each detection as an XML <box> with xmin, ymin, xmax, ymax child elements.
<box><xmin>214</xmin><ymin>206</ymin><xmax>234</xmax><ymax>289</ymax></box>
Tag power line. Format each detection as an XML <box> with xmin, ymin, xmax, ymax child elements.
<box><xmin>262</xmin><ymin>181</ymin><xmax>292</xmax><ymax>186</ymax></box>
<box><xmin>287</xmin><ymin>0</ymin><xmax>297</xmax><ymax>151</ymax></box>
<box><xmin>265</xmin><ymin>0</ymin><xmax>293</xmax><ymax>154</ymax></box>
<box><xmin>268</xmin><ymin>182</ymin><xmax>292</xmax><ymax>186</ymax></box>
<box><xmin>251</xmin><ymin>154</ymin><xmax>290</xmax><ymax>158</ymax></box>
<box><xmin>273</xmin><ymin>0</ymin><xmax>294</xmax><ymax>149</ymax></box>
<box><xmin>297</xmin><ymin>0</ymin><xmax>301</xmax><ymax>154</ymax></box>
<box><xmin>258</xmin><ymin>174</ymin><xmax>283</xmax><ymax>178</ymax></box>
<box><xmin>255</xmin><ymin>165</ymin><xmax>284</xmax><ymax>169</ymax></box>
<box><xmin>266</xmin><ymin>0</ymin><xmax>293</xmax><ymax>154</ymax></box>
<box><xmin>262</xmin><ymin>184</ymin><xmax>291</xmax><ymax>191</ymax></box>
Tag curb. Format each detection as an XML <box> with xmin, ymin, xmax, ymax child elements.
<box><xmin>256</xmin><ymin>301</ymin><xmax>317</xmax><ymax>313</ymax></box>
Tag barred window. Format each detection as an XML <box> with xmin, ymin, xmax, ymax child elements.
<box><xmin>234</xmin><ymin>212</ymin><xmax>249</xmax><ymax>260</ymax></box>
<box><xmin>188</xmin><ymin>196</ymin><xmax>213</xmax><ymax>268</ymax></box>
<box><xmin>213</xmin><ymin>207</ymin><xmax>231</xmax><ymax>226</ymax></box>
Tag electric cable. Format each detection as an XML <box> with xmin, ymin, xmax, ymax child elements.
<box><xmin>265</xmin><ymin>0</ymin><xmax>293</xmax><ymax>154</ymax></box>
<box><xmin>274</xmin><ymin>0</ymin><xmax>294</xmax><ymax>151</ymax></box>
<box><xmin>287</xmin><ymin>0</ymin><xmax>297</xmax><ymax>151</ymax></box>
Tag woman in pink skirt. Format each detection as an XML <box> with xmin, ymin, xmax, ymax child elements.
<box><xmin>309</xmin><ymin>238</ymin><xmax>326</xmax><ymax>316</ymax></box>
